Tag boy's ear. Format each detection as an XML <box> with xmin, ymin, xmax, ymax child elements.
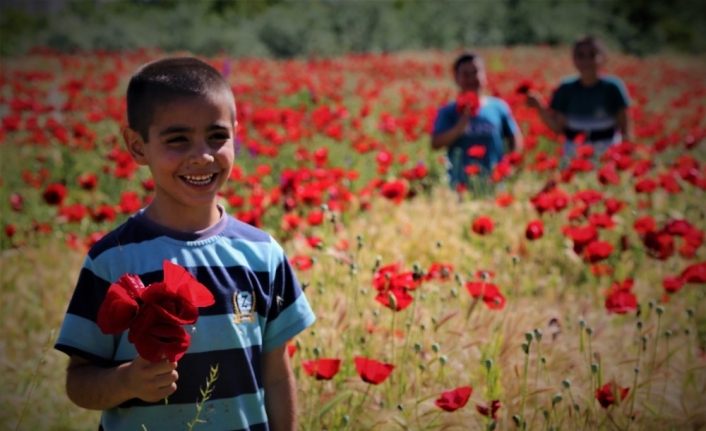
<box><xmin>122</xmin><ymin>127</ymin><xmax>148</xmax><ymax>165</ymax></box>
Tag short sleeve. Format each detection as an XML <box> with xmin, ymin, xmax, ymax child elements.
<box><xmin>55</xmin><ymin>256</ymin><xmax>119</xmax><ymax>364</ymax></box>
<box><xmin>610</xmin><ymin>78</ymin><xmax>630</xmax><ymax>111</ymax></box>
<box><xmin>549</xmin><ymin>83</ymin><xmax>569</xmax><ymax>113</ymax></box>
<box><xmin>499</xmin><ymin>100</ymin><xmax>520</xmax><ymax>137</ymax></box>
<box><xmin>432</xmin><ymin>105</ymin><xmax>457</xmax><ymax>135</ymax></box>
<box><xmin>262</xmin><ymin>237</ymin><xmax>316</xmax><ymax>352</ymax></box>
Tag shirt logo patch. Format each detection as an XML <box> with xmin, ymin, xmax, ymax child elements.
<box><xmin>233</xmin><ymin>291</ymin><xmax>256</xmax><ymax>324</ymax></box>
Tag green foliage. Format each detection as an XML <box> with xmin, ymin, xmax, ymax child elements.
<box><xmin>1</xmin><ymin>0</ymin><xmax>704</xmax><ymax>56</ymax></box>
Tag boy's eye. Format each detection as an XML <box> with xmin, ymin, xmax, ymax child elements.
<box><xmin>209</xmin><ymin>133</ymin><xmax>230</xmax><ymax>144</ymax></box>
<box><xmin>166</xmin><ymin>136</ymin><xmax>188</xmax><ymax>145</ymax></box>
<box><xmin>209</xmin><ymin>133</ymin><xmax>230</xmax><ymax>141</ymax></box>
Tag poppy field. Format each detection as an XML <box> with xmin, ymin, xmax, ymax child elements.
<box><xmin>2</xmin><ymin>47</ymin><xmax>706</xmax><ymax>430</ymax></box>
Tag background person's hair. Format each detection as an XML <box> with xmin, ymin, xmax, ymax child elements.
<box><xmin>573</xmin><ymin>35</ymin><xmax>606</xmax><ymax>57</ymax></box>
<box><xmin>126</xmin><ymin>57</ymin><xmax>234</xmax><ymax>140</ymax></box>
<box><xmin>452</xmin><ymin>51</ymin><xmax>483</xmax><ymax>74</ymax></box>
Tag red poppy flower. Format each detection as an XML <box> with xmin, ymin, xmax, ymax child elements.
<box><xmin>589</xmin><ymin>213</ymin><xmax>615</xmax><ymax>229</ymax></box>
<box><xmin>465</xmin><ymin>281</ymin><xmax>506</xmax><ymax>310</ymax></box>
<box><xmin>77</xmin><ymin>172</ymin><xmax>98</xmax><ymax>191</ymax></box>
<box><xmin>119</xmin><ymin>191</ymin><xmax>142</xmax><ymax>214</ymax></box>
<box><xmin>42</xmin><ymin>183</ymin><xmax>67</xmax><ymax>206</ymax></box>
<box><xmin>59</xmin><ymin>203</ymin><xmax>88</xmax><ymax>223</ymax></box>
<box><xmin>91</xmin><ymin>204</ymin><xmax>117</xmax><ymax>223</ymax></box>
<box><xmin>286</xmin><ymin>343</ymin><xmax>298</xmax><ymax>358</ymax></box>
<box><xmin>633</xmin><ymin>216</ymin><xmax>657</xmax><ymax>236</ymax></box>
<box><xmin>605</xmin><ymin>279</ymin><xmax>637</xmax><ymax>314</ymax></box>
<box><xmin>476</xmin><ymin>399</ymin><xmax>502</xmax><ymax>419</ymax></box>
<box><xmin>563</xmin><ymin>225</ymin><xmax>598</xmax><ymax>254</ymax></box>
<box><xmin>583</xmin><ymin>240</ymin><xmax>614</xmax><ymax>263</ymax></box>
<box><xmin>380</xmin><ymin>180</ymin><xmax>408</xmax><ymax>203</ymax></box>
<box><xmin>306</xmin><ymin>235</ymin><xmax>323</xmax><ymax>249</ymax></box>
<box><xmin>307</xmin><ymin>209</ymin><xmax>325</xmax><ymax>226</ymax></box>
<box><xmin>425</xmin><ymin>262</ymin><xmax>454</xmax><ymax>281</ymax></box>
<box><xmin>680</xmin><ymin>261</ymin><xmax>706</xmax><ymax>284</ymax></box>
<box><xmin>9</xmin><ymin>193</ymin><xmax>23</xmax><ymax>212</ymax></box>
<box><xmin>97</xmin><ymin>261</ymin><xmax>215</xmax><ymax>362</ymax></box>
<box><xmin>128</xmin><ymin>310</ymin><xmax>191</xmax><ymax>362</ymax></box>
<box><xmin>597</xmin><ymin>163</ymin><xmax>620</xmax><ymax>185</ymax></box>
<box><xmin>375</xmin><ymin>287</ymin><xmax>414</xmax><ymax>311</ymax></box>
<box><xmin>495</xmin><ymin>192</ymin><xmax>514</xmax><ymax>207</ymax></box>
<box><xmin>472</xmin><ymin>216</ymin><xmax>494</xmax><ymax>235</ymax></box>
<box><xmin>354</xmin><ymin>356</ymin><xmax>394</xmax><ymax>385</ymax></box>
<box><xmin>635</xmin><ymin>178</ymin><xmax>658</xmax><ymax>193</ymax></box>
<box><xmin>302</xmin><ymin>358</ymin><xmax>341</xmax><ymax>380</ymax></box>
<box><xmin>525</xmin><ymin>220</ymin><xmax>544</xmax><ymax>240</ymax></box>
<box><xmin>291</xmin><ymin>255</ymin><xmax>314</xmax><ymax>271</ymax></box>
<box><xmin>5</xmin><ymin>224</ymin><xmax>17</xmax><ymax>238</ymax></box>
<box><xmin>642</xmin><ymin>231</ymin><xmax>674</xmax><ymax>260</ymax></box>
<box><xmin>663</xmin><ymin>276</ymin><xmax>685</xmax><ymax>294</ymax></box>
<box><xmin>435</xmin><ymin>386</ymin><xmax>473</xmax><ymax>412</ymax></box>
<box><xmin>595</xmin><ymin>382</ymin><xmax>629</xmax><ymax>408</ymax></box>
<box><xmin>456</xmin><ymin>91</ymin><xmax>480</xmax><ymax>116</ymax></box>
<box><xmin>465</xmin><ymin>164</ymin><xmax>481</xmax><ymax>176</ymax></box>
<box><xmin>373</xmin><ymin>263</ymin><xmax>401</xmax><ymax>292</ymax></box>
<box><xmin>467</xmin><ymin>145</ymin><xmax>487</xmax><ymax>158</ymax></box>
<box><xmin>96</xmin><ymin>273</ymin><xmax>146</xmax><ymax>334</ymax></box>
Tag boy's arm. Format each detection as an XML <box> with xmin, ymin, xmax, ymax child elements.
<box><xmin>506</xmin><ymin>128</ymin><xmax>524</xmax><ymax>153</ymax></box>
<box><xmin>66</xmin><ymin>355</ymin><xmax>178</xmax><ymax>410</ymax></box>
<box><xmin>526</xmin><ymin>91</ymin><xmax>566</xmax><ymax>134</ymax></box>
<box><xmin>616</xmin><ymin>108</ymin><xmax>630</xmax><ymax>141</ymax></box>
<box><xmin>431</xmin><ymin>108</ymin><xmax>471</xmax><ymax>150</ymax></box>
<box><xmin>262</xmin><ymin>345</ymin><xmax>297</xmax><ymax>431</ymax></box>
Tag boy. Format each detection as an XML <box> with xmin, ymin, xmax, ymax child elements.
<box><xmin>55</xmin><ymin>57</ymin><xmax>316</xmax><ymax>430</ymax></box>
<box><xmin>527</xmin><ymin>35</ymin><xmax>630</xmax><ymax>161</ymax></box>
<box><xmin>431</xmin><ymin>51</ymin><xmax>523</xmax><ymax>190</ymax></box>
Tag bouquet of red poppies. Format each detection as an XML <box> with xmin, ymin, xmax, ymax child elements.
<box><xmin>456</xmin><ymin>91</ymin><xmax>480</xmax><ymax>116</ymax></box>
<box><xmin>97</xmin><ymin>260</ymin><xmax>215</xmax><ymax>362</ymax></box>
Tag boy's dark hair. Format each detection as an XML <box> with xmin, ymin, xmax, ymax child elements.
<box><xmin>573</xmin><ymin>35</ymin><xmax>605</xmax><ymax>56</ymax></box>
<box><xmin>126</xmin><ymin>57</ymin><xmax>234</xmax><ymax>141</ymax></box>
<box><xmin>452</xmin><ymin>52</ymin><xmax>483</xmax><ymax>74</ymax></box>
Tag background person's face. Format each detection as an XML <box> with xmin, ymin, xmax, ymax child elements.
<box><xmin>454</xmin><ymin>59</ymin><xmax>486</xmax><ymax>92</ymax></box>
<box><xmin>573</xmin><ymin>43</ymin><xmax>604</xmax><ymax>78</ymax></box>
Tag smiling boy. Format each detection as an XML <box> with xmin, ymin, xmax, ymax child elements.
<box><xmin>527</xmin><ymin>35</ymin><xmax>630</xmax><ymax>161</ymax></box>
<box><xmin>55</xmin><ymin>57</ymin><xmax>315</xmax><ymax>430</ymax></box>
<box><xmin>431</xmin><ymin>52</ymin><xmax>523</xmax><ymax>190</ymax></box>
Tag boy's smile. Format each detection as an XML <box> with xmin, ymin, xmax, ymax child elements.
<box><xmin>126</xmin><ymin>92</ymin><xmax>236</xmax><ymax>231</ymax></box>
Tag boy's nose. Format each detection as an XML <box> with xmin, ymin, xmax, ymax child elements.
<box><xmin>190</xmin><ymin>143</ymin><xmax>215</xmax><ymax>164</ymax></box>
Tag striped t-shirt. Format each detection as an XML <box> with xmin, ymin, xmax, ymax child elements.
<box><xmin>55</xmin><ymin>208</ymin><xmax>316</xmax><ymax>430</ymax></box>
<box><xmin>550</xmin><ymin>75</ymin><xmax>629</xmax><ymax>144</ymax></box>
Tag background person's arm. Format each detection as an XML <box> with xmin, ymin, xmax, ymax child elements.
<box><xmin>616</xmin><ymin>108</ymin><xmax>630</xmax><ymax>141</ymax></box>
<box><xmin>507</xmin><ymin>129</ymin><xmax>524</xmax><ymax>153</ymax></box>
<box><xmin>431</xmin><ymin>109</ymin><xmax>470</xmax><ymax>150</ymax></box>
<box><xmin>526</xmin><ymin>91</ymin><xmax>566</xmax><ymax>135</ymax></box>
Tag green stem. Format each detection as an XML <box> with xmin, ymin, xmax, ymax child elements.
<box><xmin>520</xmin><ymin>347</ymin><xmax>530</xmax><ymax>421</ymax></box>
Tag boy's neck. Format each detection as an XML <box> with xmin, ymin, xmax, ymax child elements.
<box><xmin>579</xmin><ymin>73</ymin><xmax>599</xmax><ymax>86</ymax></box>
<box><xmin>144</xmin><ymin>202</ymin><xmax>222</xmax><ymax>233</ymax></box>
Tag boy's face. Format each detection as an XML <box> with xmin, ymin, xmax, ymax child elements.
<box><xmin>573</xmin><ymin>42</ymin><xmax>605</xmax><ymax>78</ymax></box>
<box><xmin>454</xmin><ymin>59</ymin><xmax>486</xmax><ymax>93</ymax></box>
<box><xmin>125</xmin><ymin>92</ymin><xmax>235</xmax><ymax>219</ymax></box>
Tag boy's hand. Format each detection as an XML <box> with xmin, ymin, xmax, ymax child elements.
<box><xmin>122</xmin><ymin>356</ymin><xmax>179</xmax><ymax>402</ymax></box>
<box><xmin>454</xmin><ymin>107</ymin><xmax>472</xmax><ymax>133</ymax></box>
<box><xmin>525</xmin><ymin>91</ymin><xmax>544</xmax><ymax>110</ymax></box>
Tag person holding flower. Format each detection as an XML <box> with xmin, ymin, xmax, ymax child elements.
<box><xmin>526</xmin><ymin>35</ymin><xmax>630</xmax><ymax>162</ymax></box>
<box><xmin>55</xmin><ymin>57</ymin><xmax>316</xmax><ymax>430</ymax></box>
<box><xmin>431</xmin><ymin>51</ymin><xmax>523</xmax><ymax>191</ymax></box>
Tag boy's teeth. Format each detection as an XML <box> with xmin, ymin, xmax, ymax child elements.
<box><xmin>183</xmin><ymin>174</ymin><xmax>215</xmax><ymax>185</ymax></box>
